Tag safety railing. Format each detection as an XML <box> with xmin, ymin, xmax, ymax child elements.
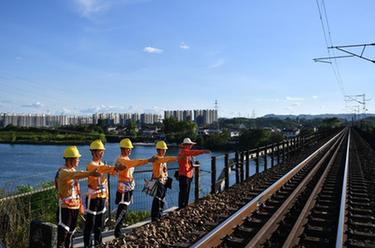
<box><xmin>0</xmin><ymin>130</ymin><xmax>331</xmax><ymax>248</ymax></box>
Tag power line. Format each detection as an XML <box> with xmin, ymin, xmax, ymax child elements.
<box><xmin>314</xmin><ymin>0</ymin><xmax>346</xmax><ymax>96</ymax></box>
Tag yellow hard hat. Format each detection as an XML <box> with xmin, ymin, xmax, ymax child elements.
<box><xmin>63</xmin><ymin>146</ymin><xmax>82</xmax><ymax>158</ymax></box>
<box><xmin>156</xmin><ymin>141</ymin><xmax>168</xmax><ymax>150</ymax></box>
<box><xmin>120</xmin><ymin>138</ymin><xmax>134</xmax><ymax>149</ymax></box>
<box><xmin>90</xmin><ymin>139</ymin><xmax>106</xmax><ymax>150</ymax></box>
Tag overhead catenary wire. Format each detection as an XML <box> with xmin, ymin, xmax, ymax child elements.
<box><xmin>314</xmin><ymin>0</ymin><xmax>346</xmax><ymax>96</ymax></box>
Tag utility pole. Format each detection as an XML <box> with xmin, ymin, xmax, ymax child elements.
<box><xmin>314</xmin><ymin>42</ymin><xmax>375</xmax><ymax>64</ymax></box>
<box><xmin>345</xmin><ymin>94</ymin><xmax>370</xmax><ymax>126</ymax></box>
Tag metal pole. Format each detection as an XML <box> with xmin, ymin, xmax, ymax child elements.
<box><xmin>194</xmin><ymin>166</ymin><xmax>200</xmax><ymax>202</ymax></box>
<box><xmin>264</xmin><ymin>145</ymin><xmax>268</xmax><ymax>170</ymax></box>
<box><xmin>245</xmin><ymin>150</ymin><xmax>250</xmax><ymax>178</ymax></box>
<box><xmin>224</xmin><ymin>154</ymin><xmax>229</xmax><ymax>189</ymax></box>
<box><xmin>283</xmin><ymin>141</ymin><xmax>287</xmax><ymax>162</ymax></box>
<box><xmin>107</xmin><ymin>174</ymin><xmax>111</xmax><ymax>222</ymax></box>
<box><xmin>235</xmin><ymin>152</ymin><xmax>239</xmax><ymax>184</ymax></box>
<box><xmin>256</xmin><ymin>147</ymin><xmax>260</xmax><ymax>174</ymax></box>
<box><xmin>277</xmin><ymin>142</ymin><xmax>281</xmax><ymax>165</ymax></box>
<box><xmin>240</xmin><ymin>152</ymin><xmax>244</xmax><ymax>182</ymax></box>
<box><xmin>271</xmin><ymin>143</ymin><xmax>274</xmax><ymax>167</ymax></box>
<box><xmin>211</xmin><ymin>156</ymin><xmax>216</xmax><ymax>194</ymax></box>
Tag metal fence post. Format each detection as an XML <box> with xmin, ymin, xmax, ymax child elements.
<box><xmin>245</xmin><ymin>150</ymin><xmax>250</xmax><ymax>178</ymax></box>
<box><xmin>277</xmin><ymin>142</ymin><xmax>281</xmax><ymax>165</ymax></box>
<box><xmin>271</xmin><ymin>143</ymin><xmax>274</xmax><ymax>167</ymax></box>
<box><xmin>240</xmin><ymin>152</ymin><xmax>244</xmax><ymax>182</ymax></box>
<box><xmin>256</xmin><ymin>147</ymin><xmax>260</xmax><ymax>174</ymax></box>
<box><xmin>211</xmin><ymin>156</ymin><xmax>216</xmax><ymax>194</ymax></box>
<box><xmin>107</xmin><ymin>174</ymin><xmax>111</xmax><ymax>222</ymax></box>
<box><xmin>194</xmin><ymin>166</ymin><xmax>200</xmax><ymax>202</ymax></box>
<box><xmin>235</xmin><ymin>152</ymin><xmax>239</xmax><ymax>184</ymax></box>
<box><xmin>224</xmin><ymin>154</ymin><xmax>229</xmax><ymax>189</ymax></box>
<box><xmin>264</xmin><ymin>145</ymin><xmax>268</xmax><ymax>171</ymax></box>
<box><xmin>297</xmin><ymin>136</ymin><xmax>300</xmax><ymax>151</ymax></box>
<box><xmin>283</xmin><ymin>141</ymin><xmax>287</xmax><ymax>162</ymax></box>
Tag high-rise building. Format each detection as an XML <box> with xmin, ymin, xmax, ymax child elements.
<box><xmin>164</xmin><ymin>109</ymin><xmax>218</xmax><ymax>126</ymax></box>
<box><xmin>164</xmin><ymin>110</ymin><xmax>193</xmax><ymax>121</ymax></box>
<box><xmin>194</xmin><ymin>109</ymin><xmax>218</xmax><ymax>125</ymax></box>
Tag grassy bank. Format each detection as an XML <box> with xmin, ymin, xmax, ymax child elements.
<box><xmin>0</xmin><ymin>128</ymin><xmax>105</xmax><ymax>145</ymax></box>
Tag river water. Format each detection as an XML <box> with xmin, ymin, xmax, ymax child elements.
<box><xmin>0</xmin><ymin>143</ymin><xmax>240</xmax><ymax>211</ymax></box>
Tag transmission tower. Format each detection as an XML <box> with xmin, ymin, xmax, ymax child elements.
<box><xmin>344</xmin><ymin>94</ymin><xmax>370</xmax><ymax>120</ymax></box>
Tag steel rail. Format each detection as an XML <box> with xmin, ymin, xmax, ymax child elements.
<box><xmin>191</xmin><ymin>129</ymin><xmax>344</xmax><ymax>248</ymax></box>
<box><xmin>245</xmin><ymin>130</ymin><xmax>345</xmax><ymax>247</ymax></box>
<box><xmin>335</xmin><ymin>129</ymin><xmax>350</xmax><ymax>248</ymax></box>
<box><xmin>281</xmin><ymin>129</ymin><xmax>347</xmax><ymax>247</ymax></box>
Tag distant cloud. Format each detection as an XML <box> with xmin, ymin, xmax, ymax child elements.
<box><xmin>21</xmin><ymin>102</ymin><xmax>44</xmax><ymax>108</ymax></box>
<box><xmin>209</xmin><ymin>58</ymin><xmax>225</xmax><ymax>69</ymax></box>
<box><xmin>312</xmin><ymin>96</ymin><xmax>318</xmax><ymax>100</ymax></box>
<box><xmin>286</xmin><ymin>96</ymin><xmax>304</xmax><ymax>101</ymax></box>
<box><xmin>74</xmin><ymin>0</ymin><xmax>109</xmax><ymax>17</ymax></box>
<box><xmin>73</xmin><ymin>0</ymin><xmax>152</xmax><ymax>18</ymax></box>
<box><xmin>15</xmin><ymin>56</ymin><xmax>23</xmax><ymax>61</ymax></box>
<box><xmin>80</xmin><ymin>104</ymin><xmax>117</xmax><ymax>114</ymax></box>
<box><xmin>255</xmin><ymin>98</ymin><xmax>281</xmax><ymax>103</ymax></box>
<box><xmin>179</xmin><ymin>42</ymin><xmax>190</xmax><ymax>50</ymax></box>
<box><xmin>143</xmin><ymin>46</ymin><xmax>163</xmax><ymax>54</ymax></box>
<box><xmin>77</xmin><ymin>104</ymin><xmax>162</xmax><ymax>114</ymax></box>
<box><xmin>291</xmin><ymin>102</ymin><xmax>301</xmax><ymax>107</ymax></box>
<box><xmin>143</xmin><ymin>106</ymin><xmax>163</xmax><ymax>114</ymax></box>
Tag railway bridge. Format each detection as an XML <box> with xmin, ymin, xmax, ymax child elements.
<box><xmin>107</xmin><ymin>127</ymin><xmax>375</xmax><ymax>248</ymax></box>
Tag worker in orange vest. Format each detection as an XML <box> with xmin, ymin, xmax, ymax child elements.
<box><xmin>113</xmin><ymin>138</ymin><xmax>155</xmax><ymax>238</ymax></box>
<box><xmin>55</xmin><ymin>146</ymin><xmax>100</xmax><ymax>248</ymax></box>
<box><xmin>177</xmin><ymin>138</ymin><xmax>210</xmax><ymax>209</ymax></box>
<box><xmin>83</xmin><ymin>139</ymin><xmax>123</xmax><ymax>247</ymax></box>
<box><xmin>151</xmin><ymin>141</ymin><xmax>177</xmax><ymax>221</ymax></box>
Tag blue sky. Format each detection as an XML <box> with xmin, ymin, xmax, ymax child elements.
<box><xmin>0</xmin><ymin>0</ymin><xmax>374</xmax><ymax>117</ymax></box>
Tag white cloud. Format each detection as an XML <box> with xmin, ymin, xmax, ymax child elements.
<box><xmin>209</xmin><ymin>58</ymin><xmax>225</xmax><ymax>68</ymax></box>
<box><xmin>312</xmin><ymin>96</ymin><xmax>318</xmax><ymax>100</ymax></box>
<box><xmin>74</xmin><ymin>0</ymin><xmax>109</xmax><ymax>17</ymax></box>
<box><xmin>179</xmin><ymin>42</ymin><xmax>190</xmax><ymax>50</ymax></box>
<box><xmin>286</xmin><ymin>96</ymin><xmax>304</xmax><ymax>101</ymax></box>
<box><xmin>143</xmin><ymin>46</ymin><xmax>163</xmax><ymax>54</ymax></box>
<box><xmin>15</xmin><ymin>56</ymin><xmax>23</xmax><ymax>61</ymax></box>
<box><xmin>74</xmin><ymin>0</ymin><xmax>152</xmax><ymax>18</ymax></box>
<box><xmin>255</xmin><ymin>98</ymin><xmax>281</xmax><ymax>103</ymax></box>
<box><xmin>291</xmin><ymin>102</ymin><xmax>301</xmax><ymax>107</ymax></box>
<box><xmin>21</xmin><ymin>102</ymin><xmax>44</xmax><ymax>108</ymax></box>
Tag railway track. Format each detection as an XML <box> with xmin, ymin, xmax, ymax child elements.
<box><xmin>191</xmin><ymin>128</ymin><xmax>375</xmax><ymax>248</ymax></box>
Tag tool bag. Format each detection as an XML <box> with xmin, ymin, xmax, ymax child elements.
<box><xmin>142</xmin><ymin>179</ymin><xmax>159</xmax><ymax>197</ymax></box>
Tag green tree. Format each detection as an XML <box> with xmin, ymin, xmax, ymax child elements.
<box><xmin>319</xmin><ymin>118</ymin><xmax>344</xmax><ymax>130</ymax></box>
<box><xmin>126</xmin><ymin>120</ymin><xmax>138</xmax><ymax>137</ymax></box>
<box><xmin>163</xmin><ymin>117</ymin><xmax>197</xmax><ymax>143</ymax></box>
<box><xmin>239</xmin><ymin>129</ymin><xmax>283</xmax><ymax>149</ymax></box>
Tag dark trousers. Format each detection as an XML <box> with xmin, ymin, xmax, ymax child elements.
<box><xmin>151</xmin><ymin>182</ymin><xmax>166</xmax><ymax>221</ymax></box>
<box><xmin>83</xmin><ymin>198</ymin><xmax>106</xmax><ymax>247</ymax></box>
<box><xmin>178</xmin><ymin>176</ymin><xmax>192</xmax><ymax>209</ymax></box>
<box><xmin>57</xmin><ymin>207</ymin><xmax>79</xmax><ymax>248</ymax></box>
<box><xmin>114</xmin><ymin>191</ymin><xmax>133</xmax><ymax>237</ymax></box>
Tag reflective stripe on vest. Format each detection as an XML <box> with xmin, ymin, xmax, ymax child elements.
<box><xmin>85</xmin><ymin>186</ymin><xmax>107</xmax><ymax>215</ymax></box>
